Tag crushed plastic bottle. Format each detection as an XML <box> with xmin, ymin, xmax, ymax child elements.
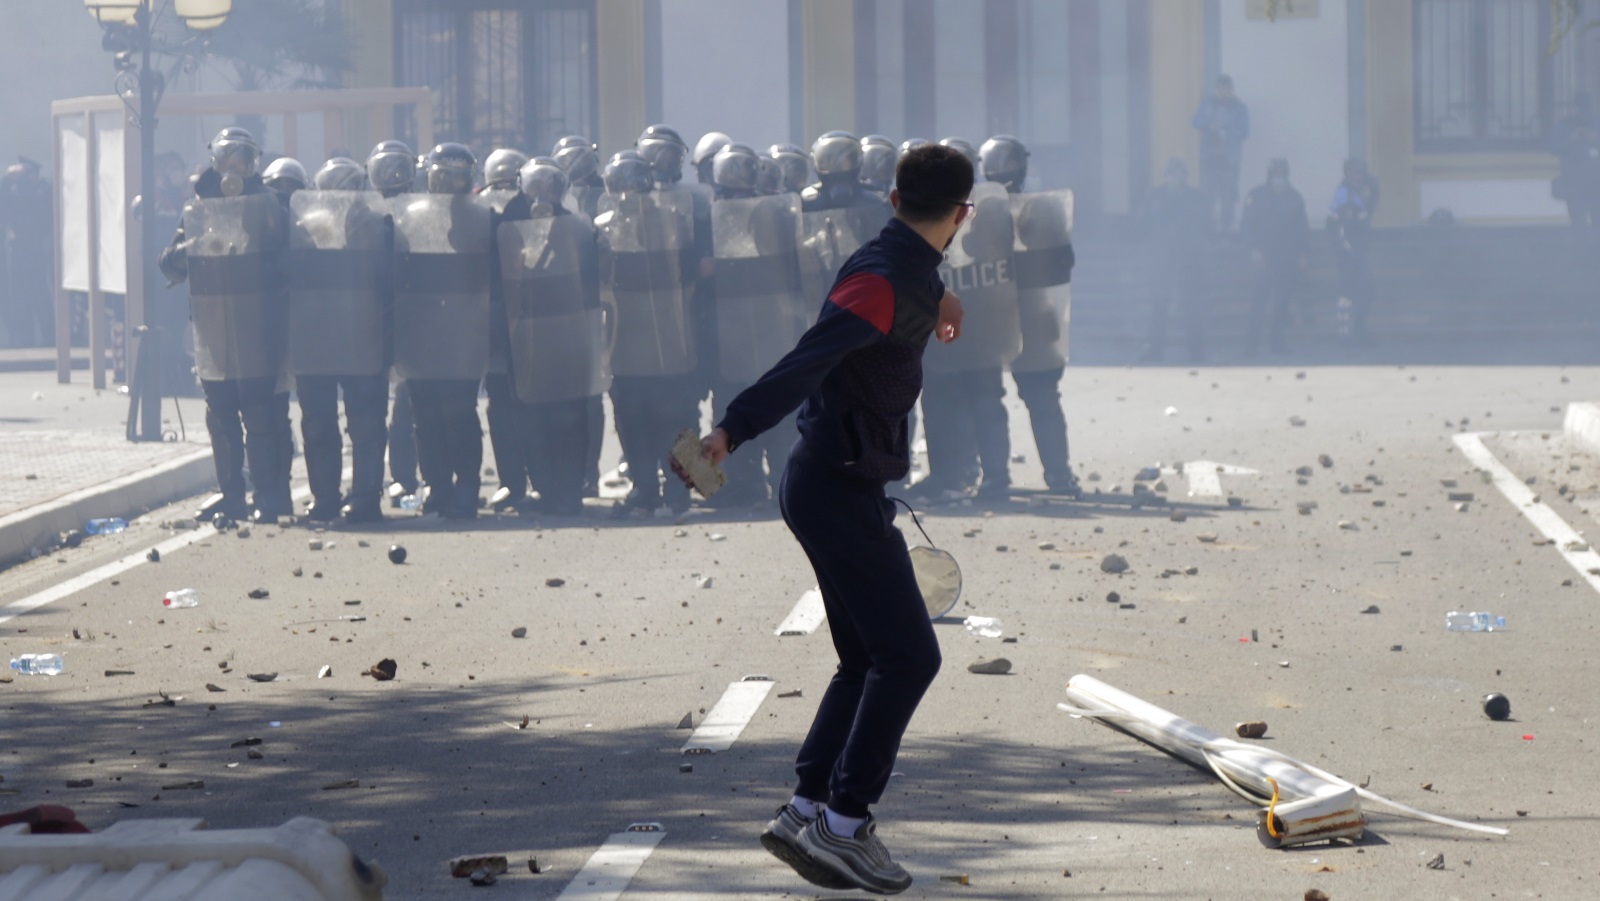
<box><xmin>85</xmin><ymin>518</ymin><xmax>128</xmax><ymax>535</ymax></box>
<box><xmin>1446</xmin><ymin>611</ymin><xmax>1506</xmax><ymax>632</ymax></box>
<box><xmin>963</xmin><ymin>616</ymin><xmax>1004</xmax><ymax>639</ymax></box>
<box><xmin>163</xmin><ymin>588</ymin><xmax>200</xmax><ymax>608</ymax></box>
<box><xmin>398</xmin><ymin>494</ymin><xmax>422</xmax><ymax>512</ymax></box>
<box><xmin>10</xmin><ymin>654</ymin><xmax>65</xmax><ymax>675</ymax></box>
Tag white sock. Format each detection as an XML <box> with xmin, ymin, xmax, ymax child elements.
<box><xmin>825</xmin><ymin>808</ymin><xmax>867</xmax><ymax>837</ymax></box>
<box><xmin>789</xmin><ymin>796</ymin><xmax>823</xmax><ymax>819</ymax></box>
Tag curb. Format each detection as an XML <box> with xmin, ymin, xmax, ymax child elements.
<box><xmin>0</xmin><ymin>447</ymin><xmax>214</xmax><ymax>568</ymax></box>
<box><xmin>1564</xmin><ymin>402</ymin><xmax>1600</xmax><ymax>458</ymax></box>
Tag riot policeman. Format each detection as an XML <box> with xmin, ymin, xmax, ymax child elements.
<box><xmin>939</xmin><ymin>137</ymin><xmax>980</xmax><ymax>171</ymax></box>
<box><xmin>367</xmin><ymin>140</ymin><xmax>423</xmax><ymax>502</ymax></box>
<box><xmin>900</xmin><ymin>138</ymin><xmax>930</xmax><ymax>156</ymax></box>
<box><xmin>707</xmin><ymin>143</ymin><xmax>806</xmax><ymax>505</ymax></box>
<box><xmin>596</xmin><ymin>151</ymin><xmax>695</xmax><ymax>515</ymax></box>
<box><xmin>479</xmin><ymin>147</ymin><xmax>537</xmax><ymax>512</ymax></box>
<box><xmin>798</xmin><ymin>131</ymin><xmax>893</xmax><ymax>308</ymax></box>
<box><xmin>859</xmin><ymin>134</ymin><xmax>897</xmax><ymax>198</ymax></box>
<box><xmin>393</xmin><ymin>143</ymin><xmax>493</xmax><ymax>518</ymax></box>
<box><xmin>262</xmin><ymin>157</ymin><xmax>308</xmax><ymax>203</ymax></box>
<box><xmin>693</xmin><ymin>132</ymin><xmax>733</xmax><ymax>185</ymax></box>
<box><xmin>286</xmin><ymin>158</ymin><xmax>393</xmax><ymax>523</ymax></box>
<box><xmin>768</xmin><ymin>143</ymin><xmax>810</xmax><ymax>195</ymax></box>
<box><xmin>551</xmin><ymin>134</ymin><xmax>607</xmax><ymax>496</ymax></box>
<box><xmin>920</xmin><ymin>175</ymin><xmax>1022</xmax><ymax>500</ymax></box>
<box><xmin>158</xmin><ymin>127</ymin><xmax>294</xmax><ymax>522</ymax></box>
<box><xmin>496</xmin><ymin>157</ymin><xmax>606</xmax><ymax>515</ymax></box>
<box><xmin>755</xmin><ymin>154</ymin><xmax>783</xmax><ymax>197</ymax></box>
<box><xmin>1240</xmin><ymin>158</ymin><xmax>1309</xmax><ymax>355</ymax></box>
<box><xmin>979</xmin><ymin>133</ymin><xmax>1080</xmax><ymax>496</ymax></box>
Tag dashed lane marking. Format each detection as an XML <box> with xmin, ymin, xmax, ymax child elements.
<box><xmin>774</xmin><ymin>586</ymin><xmax>825</xmax><ymax>636</ymax></box>
<box><xmin>554</xmin><ymin>824</ymin><xmax>666</xmax><ymax>901</ymax></box>
<box><xmin>682</xmin><ymin>677</ymin><xmax>776</xmax><ymax>754</ymax></box>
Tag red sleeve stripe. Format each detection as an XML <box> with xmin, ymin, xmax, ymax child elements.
<box><xmin>827</xmin><ymin>272</ymin><xmax>895</xmax><ymax>335</ymax></box>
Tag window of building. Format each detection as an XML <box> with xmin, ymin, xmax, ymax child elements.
<box><xmin>395</xmin><ymin>0</ymin><xmax>595</xmax><ymax>159</ymax></box>
<box><xmin>1414</xmin><ymin>0</ymin><xmax>1596</xmax><ymax>152</ymax></box>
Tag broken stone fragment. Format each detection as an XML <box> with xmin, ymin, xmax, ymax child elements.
<box><xmin>1235</xmin><ymin>721</ymin><xmax>1268</xmax><ymax>739</ymax></box>
<box><xmin>1197</xmin><ymin>533</ymin><xmax>1218</xmax><ymax>543</ymax></box>
<box><xmin>511</xmin><ymin>627</ymin><xmax>528</xmax><ymax>639</ymax></box>
<box><xmin>1318</xmin><ymin>454</ymin><xmax>1333</xmax><ymax>468</ymax></box>
<box><xmin>676</xmin><ymin>712</ymin><xmax>694</xmax><ymax>729</ymax></box>
<box><xmin>1294</xmin><ymin>466</ymin><xmax>1314</xmax><ymax>477</ymax></box>
<box><xmin>1100</xmin><ymin>554</ymin><xmax>1129</xmax><ymax>574</ymax></box>
<box><xmin>545</xmin><ymin>577</ymin><xmax>566</xmax><ymax>587</ymax></box>
<box><xmin>967</xmin><ymin>658</ymin><xmax>1012</xmax><ymax>675</ymax></box>
<box><xmin>366</xmin><ymin>659</ymin><xmax>397</xmax><ymax>681</ymax></box>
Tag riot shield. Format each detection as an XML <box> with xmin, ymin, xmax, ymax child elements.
<box><xmin>391</xmin><ymin>193</ymin><xmax>493</xmax><ymax>381</ymax></box>
<box><xmin>287</xmin><ymin>190</ymin><xmax>389</xmax><ymax>377</ymax></box>
<box><xmin>595</xmin><ymin>190</ymin><xmax>695</xmax><ymax>377</ymax></box>
<box><xmin>711</xmin><ymin>194</ymin><xmax>805</xmax><ymax>383</ymax></box>
<box><xmin>184</xmin><ymin>193</ymin><xmax>288</xmax><ymax>381</ymax></box>
<box><xmin>1009</xmin><ymin>189</ymin><xmax>1074</xmax><ymax>370</ymax></box>
<box><xmin>926</xmin><ymin>183</ymin><xmax>1022</xmax><ymax>373</ymax></box>
<box><xmin>497</xmin><ymin>213</ymin><xmax>610</xmax><ymax>404</ymax></box>
<box><xmin>798</xmin><ymin>200</ymin><xmax>886</xmax><ymax>317</ymax></box>
<box><xmin>476</xmin><ymin>186</ymin><xmax>520</xmax><ymax>217</ymax></box>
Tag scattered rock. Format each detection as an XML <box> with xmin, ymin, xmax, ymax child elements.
<box><xmin>1305</xmin><ymin>890</ymin><xmax>1330</xmax><ymax>901</ymax></box>
<box><xmin>1454</xmin><ymin>502</ymin><xmax>1469</xmax><ymax>513</ymax></box>
<box><xmin>1289</xmin><ymin>416</ymin><xmax>1306</xmax><ymax>427</ymax></box>
<box><xmin>387</xmin><ymin>545</ymin><xmax>407</xmax><ymax>564</ymax></box>
<box><xmin>1235</xmin><ymin>721</ymin><xmax>1268</xmax><ymax>739</ymax></box>
<box><xmin>673</xmin><ymin>529</ymin><xmax>688</xmax><ymax>538</ymax></box>
<box><xmin>1294</xmin><ymin>465</ymin><xmax>1314</xmax><ymax>477</ymax></box>
<box><xmin>777</xmin><ymin>689</ymin><xmax>803</xmax><ymax>699</ymax></box>
<box><xmin>676</xmin><ymin>712</ymin><xmax>694</xmax><ymax>730</ymax></box>
<box><xmin>1048</xmin><ymin>562</ymin><xmax>1061</xmax><ymax>571</ymax></box>
<box><xmin>511</xmin><ymin>627</ymin><xmax>528</xmax><ymax>639</ymax></box>
<box><xmin>205</xmin><ymin>683</ymin><xmax>225</xmax><ymax>692</ymax></box>
<box><xmin>1100</xmin><ymin>554</ymin><xmax>1129</xmax><ymax>574</ymax></box>
<box><xmin>1425</xmin><ymin>853</ymin><xmax>1445</xmax><ymax>870</ymax></box>
<box><xmin>292</xmin><ymin>567</ymin><xmax>303</xmax><ymax>577</ymax></box>
<box><xmin>1170</xmin><ymin>510</ymin><xmax>1187</xmax><ymax>523</ymax></box>
<box><xmin>1360</xmin><ymin>605</ymin><xmax>1381</xmax><ymax>614</ymax></box>
<box><xmin>451</xmin><ymin>856</ymin><xmax>509</xmax><ymax>879</ymax></box>
<box><xmin>230</xmin><ymin>737</ymin><xmax>263</xmax><ymax>748</ymax></box>
<box><xmin>1105</xmin><ymin>591</ymin><xmax>1121</xmax><ymax>604</ymax></box>
<box><xmin>1037</xmin><ymin>542</ymin><xmax>1055</xmax><ymax>551</ymax></box>
<box><xmin>146</xmin><ymin>548</ymin><xmax>161</xmax><ymax>563</ymax></box>
<box><xmin>321</xmin><ymin>779</ymin><xmax>360</xmax><ymax>791</ymax></box>
<box><xmin>1318</xmin><ymin>454</ymin><xmax>1333</xmax><ymax>468</ymax></box>
<box><xmin>1297</xmin><ymin>502</ymin><xmax>1316</xmax><ymax>515</ymax></box>
<box><xmin>366</xmin><ymin>659</ymin><xmax>397</xmax><ymax>681</ymax></box>
<box><xmin>318</xmin><ymin>665</ymin><xmax>332</xmax><ymax>679</ymax></box>
<box><xmin>64</xmin><ymin>779</ymin><xmax>94</xmax><ymax>789</ymax></box>
<box><xmin>247</xmin><ymin>588</ymin><xmax>270</xmax><ymax>599</ymax></box>
<box><xmin>246</xmin><ymin>673</ymin><xmax>278</xmax><ymax>683</ymax></box>
<box><xmin>1197</xmin><ymin>533</ymin><xmax>1218</xmax><ymax>543</ymax></box>
<box><xmin>708</xmin><ymin>533</ymin><xmax>726</xmax><ymax>542</ymax></box>
<box><xmin>1227</xmin><ymin>496</ymin><xmax>1244</xmax><ymax>508</ymax></box>
<box><xmin>247</xmin><ymin>748</ymin><xmax>264</xmax><ymax>759</ymax></box>
<box><xmin>1337</xmin><ymin>520</ymin><xmax>1359</xmax><ymax>531</ymax></box>
<box><xmin>1482</xmin><ymin>693</ymin><xmax>1511</xmax><ymax>721</ymax></box>
<box><xmin>1184</xmin><ymin>566</ymin><xmax>1199</xmax><ymax>576</ymax></box>
<box><xmin>235</xmin><ymin>527</ymin><xmax>251</xmax><ymax>539</ymax></box>
<box><xmin>696</xmin><ymin>576</ymin><xmax>714</xmax><ymax>589</ymax></box>
<box><xmin>62</xmin><ymin>530</ymin><xmax>83</xmax><ymax>549</ymax></box>
<box><xmin>1447</xmin><ymin>492</ymin><xmax>1475</xmax><ymax>503</ymax></box>
<box><xmin>103</xmin><ymin>669</ymin><xmax>134</xmax><ymax>677</ymax></box>
<box><xmin>545</xmin><ymin>577</ymin><xmax>566</xmax><ymax>587</ymax></box>
<box><xmin>308</xmin><ymin>539</ymin><xmax>323</xmax><ymax>551</ymax></box>
<box><xmin>968</xmin><ymin>658</ymin><xmax>1012</xmax><ymax>675</ymax></box>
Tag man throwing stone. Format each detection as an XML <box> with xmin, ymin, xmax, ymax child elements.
<box><xmin>680</xmin><ymin>143</ymin><xmax>971</xmax><ymax>894</ymax></box>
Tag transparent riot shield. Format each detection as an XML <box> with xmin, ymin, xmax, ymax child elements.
<box><xmin>712</xmin><ymin>193</ymin><xmax>806</xmax><ymax>383</ymax></box>
<box><xmin>926</xmin><ymin>183</ymin><xmax>1022</xmax><ymax>373</ymax></box>
<box><xmin>286</xmin><ymin>191</ymin><xmax>389</xmax><ymax>377</ymax></box>
<box><xmin>185</xmin><ymin>192</ymin><xmax>288</xmax><ymax>381</ymax></box>
<box><xmin>391</xmin><ymin>193</ymin><xmax>493</xmax><ymax>381</ymax></box>
<box><xmin>595</xmin><ymin>190</ymin><xmax>696</xmax><ymax>377</ymax></box>
<box><xmin>1009</xmin><ymin>189</ymin><xmax>1074</xmax><ymax>370</ymax></box>
<box><xmin>497</xmin><ymin>213</ymin><xmax>611</xmax><ymax>404</ymax></box>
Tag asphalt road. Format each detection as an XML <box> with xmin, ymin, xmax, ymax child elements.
<box><xmin>2</xmin><ymin>361</ymin><xmax>1598</xmax><ymax>900</ymax></box>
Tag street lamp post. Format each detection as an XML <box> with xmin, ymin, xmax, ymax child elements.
<box><xmin>83</xmin><ymin>0</ymin><xmax>229</xmax><ymax>442</ymax></box>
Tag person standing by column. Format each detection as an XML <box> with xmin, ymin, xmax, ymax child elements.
<box><xmin>684</xmin><ymin>143</ymin><xmax>972</xmax><ymax>895</ymax></box>
<box><xmin>1192</xmin><ymin>74</ymin><xmax>1251</xmax><ymax>231</ymax></box>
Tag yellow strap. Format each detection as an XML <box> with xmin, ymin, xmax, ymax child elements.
<box><xmin>1265</xmin><ymin>777</ymin><xmax>1282</xmax><ymax>838</ymax></box>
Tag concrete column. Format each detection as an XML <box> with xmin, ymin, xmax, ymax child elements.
<box><xmin>1149</xmin><ymin>0</ymin><xmax>1208</xmax><ymax>185</ymax></box>
<box><xmin>341</xmin><ymin>0</ymin><xmax>395</xmax><ymax>152</ymax></box>
<box><xmin>800</xmin><ymin>0</ymin><xmax>856</xmax><ymax>142</ymax></box>
<box><xmin>1366</xmin><ymin>0</ymin><xmax>1414</xmax><ymax>226</ymax></box>
<box><xmin>597</xmin><ymin>0</ymin><xmax>649</xmax><ymax>157</ymax></box>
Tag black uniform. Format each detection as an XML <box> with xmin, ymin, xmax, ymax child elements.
<box><xmin>484</xmin><ymin>192</ymin><xmax>535</xmax><ymax>511</ymax></box>
<box><xmin>1240</xmin><ymin>180</ymin><xmax>1309</xmax><ymax>354</ymax></box>
<box><xmin>1330</xmin><ymin>176</ymin><xmax>1380</xmax><ymax>342</ymax></box>
<box><xmin>1140</xmin><ymin>181</ymin><xmax>1212</xmax><ymax>362</ymax></box>
<box><xmin>158</xmin><ymin>169</ymin><xmax>294</xmax><ymax>520</ymax></box>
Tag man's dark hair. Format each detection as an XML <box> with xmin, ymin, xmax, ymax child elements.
<box><xmin>894</xmin><ymin>144</ymin><xmax>974</xmax><ymax>223</ymax></box>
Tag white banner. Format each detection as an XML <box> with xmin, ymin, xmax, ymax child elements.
<box><xmin>94</xmin><ymin>113</ymin><xmax>126</xmax><ymax>295</ymax></box>
<box><xmin>59</xmin><ymin>116</ymin><xmax>88</xmax><ymax>293</ymax></box>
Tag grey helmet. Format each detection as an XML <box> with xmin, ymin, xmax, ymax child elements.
<box><xmin>755</xmin><ymin>154</ymin><xmax>783</xmax><ymax>196</ymax></box>
<box><xmin>636</xmin><ymin>123</ymin><xmax>689</xmax><ymax>185</ymax></box>
<box><xmin>209</xmin><ymin>126</ymin><xmax>261</xmax><ymax>179</ymax></box>
<box><xmin>811</xmin><ymin>130</ymin><xmax>863</xmax><ymax>179</ymax></box>
<box><xmin>768</xmin><ymin>142</ymin><xmax>810</xmax><ymax>194</ymax></box>
<box><xmin>603</xmin><ymin>150</ymin><xmax>655</xmax><ymax>195</ymax></box>
<box><xmin>979</xmin><ymin>134</ymin><xmax>1029</xmax><ymax>188</ymax></box>
<box><xmin>899</xmin><ymin>138</ymin><xmax>930</xmax><ymax>156</ymax></box>
<box><xmin>938</xmin><ymin>137</ymin><xmax>980</xmax><ymax>169</ymax></box>
<box><xmin>859</xmin><ymin>134</ymin><xmax>897</xmax><ymax>192</ymax></box>
<box><xmin>313</xmin><ymin>157</ymin><xmax>366</xmax><ymax>191</ymax></box>
<box><xmin>693</xmin><ymin>131</ymin><xmax>733</xmax><ymax>183</ymax></box>
<box><xmin>711</xmin><ymin>142</ymin><xmax>761</xmax><ymax>193</ymax></box>
<box><xmin>423</xmin><ymin>142</ymin><xmax>477</xmax><ymax>195</ymax></box>
<box><xmin>519</xmin><ymin>156</ymin><xmax>569</xmax><ymax>214</ymax></box>
<box><xmin>366</xmin><ymin>140</ymin><xmax>416</xmax><ymax>195</ymax></box>
<box><xmin>262</xmin><ymin>156</ymin><xmax>308</xmax><ymax>195</ymax></box>
<box><xmin>551</xmin><ymin>135</ymin><xmax>600</xmax><ymax>184</ymax></box>
<box><xmin>483</xmin><ymin>148</ymin><xmax>529</xmax><ymax>190</ymax></box>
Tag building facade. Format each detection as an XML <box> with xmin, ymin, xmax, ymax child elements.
<box><xmin>334</xmin><ymin>0</ymin><xmax>1599</xmax><ymax>227</ymax></box>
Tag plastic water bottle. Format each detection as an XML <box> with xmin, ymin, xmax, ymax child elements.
<box><xmin>1446</xmin><ymin>611</ymin><xmax>1506</xmax><ymax>632</ymax></box>
<box><xmin>10</xmin><ymin>654</ymin><xmax>65</xmax><ymax>675</ymax></box>
<box><xmin>86</xmin><ymin>518</ymin><xmax>128</xmax><ymax>535</ymax></box>
<box><xmin>163</xmin><ymin>588</ymin><xmax>200</xmax><ymax>608</ymax></box>
<box><xmin>963</xmin><ymin>616</ymin><xmax>1004</xmax><ymax>638</ymax></box>
<box><xmin>399</xmin><ymin>494</ymin><xmax>422</xmax><ymax>512</ymax></box>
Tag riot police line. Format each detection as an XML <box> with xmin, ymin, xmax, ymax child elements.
<box><xmin>157</xmin><ymin>125</ymin><xmax>1078</xmax><ymax>526</ymax></box>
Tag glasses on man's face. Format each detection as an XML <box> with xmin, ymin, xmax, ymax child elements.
<box><xmin>959</xmin><ymin>201</ymin><xmax>975</xmax><ymax>211</ymax></box>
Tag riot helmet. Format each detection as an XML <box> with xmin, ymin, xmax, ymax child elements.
<box><xmin>693</xmin><ymin>131</ymin><xmax>733</xmax><ymax>184</ymax></box>
<box><xmin>979</xmin><ymin>134</ymin><xmax>1029</xmax><ymax>189</ymax></box>
<box><xmin>313</xmin><ymin>157</ymin><xmax>366</xmax><ymax>191</ymax></box>
<box><xmin>519</xmin><ymin>157</ymin><xmax>569</xmax><ymax>215</ymax></box>
<box><xmin>424</xmin><ymin>142</ymin><xmax>477</xmax><ymax>195</ymax></box>
<box><xmin>938</xmin><ymin>137</ymin><xmax>980</xmax><ymax>170</ymax></box>
<box><xmin>769</xmin><ymin>143</ymin><xmax>810</xmax><ymax>194</ymax></box>
<box><xmin>899</xmin><ymin>138</ymin><xmax>930</xmax><ymax>156</ymax></box>
<box><xmin>552</xmin><ymin>135</ymin><xmax>600</xmax><ymax>184</ymax></box>
<box><xmin>209</xmin><ymin>127</ymin><xmax>261</xmax><ymax>180</ymax></box>
<box><xmin>811</xmin><ymin>130</ymin><xmax>863</xmax><ymax>180</ymax></box>
<box><xmin>859</xmin><ymin>135</ymin><xmax>897</xmax><ymax>193</ymax></box>
<box><xmin>483</xmin><ymin>148</ymin><xmax>529</xmax><ymax>190</ymax></box>
<box><xmin>755</xmin><ymin>154</ymin><xmax>783</xmax><ymax>196</ymax></box>
<box><xmin>711</xmin><ymin>142</ymin><xmax>761</xmax><ymax>196</ymax></box>
<box><xmin>366</xmin><ymin>140</ymin><xmax>416</xmax><ymax>196</ymax></box>
<box><xmin>261</xmin><ymin>156</ymin><xmax>308</xmax><ymax>195</ymax></box>
<box><xmin>603</xmin><ymin>150</ymin><xmax>655</xmax><ymax>196</ymax></box>
<box><xmin>636</xmin><ymin>124</ymin><xmax>689</xmax><ymax>185</ymax></box>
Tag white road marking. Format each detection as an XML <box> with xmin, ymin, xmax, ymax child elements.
<box><xmin>774</xmin><ymin>586</ymin><xmax>826</xmax><ymax>636</ymax></box>
<box><xmin>1181</xmin><ymin>460</ymin><xmax>1258</xmax><ymax>498</ymax></box>
<box><xmin>554</xmin><ymin>826</ymin><xmax>666</xmax><ymax>901</ymax></box>
<box><xmin>1454</xmin><ymin>432</ymin><xmax>1600</xmax><ymax>595</ymax></box>
<box><xmin>0</xmin><ymin>479</ymin><xmax>323</xmax><ymax>626</ymax></box>
<box><xmin>682</xmin><ymin>679</ymin><xmax>775</xmax><ymax>753</ymax></box>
